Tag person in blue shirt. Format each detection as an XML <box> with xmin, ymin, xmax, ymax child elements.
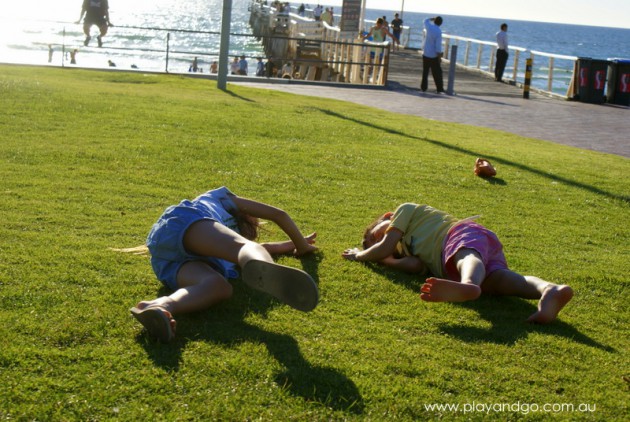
<box><xmin>129</xmin><ymin>187</ymin><xmax>319</xmax><ymax>342</ymax></box>
<box><xmin>421</xmin><ymin>16</ymin><xmax>444</xmax><ymax>93</ymax></box>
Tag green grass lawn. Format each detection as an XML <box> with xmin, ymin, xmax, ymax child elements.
<box><xmin>0</xmin><ymin>65</ymin><xmax>628</xmax><ymax>421</ymax></box>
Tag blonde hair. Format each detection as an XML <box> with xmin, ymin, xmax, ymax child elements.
<box><xmin>109</xmin><ymin>245</ymin><xmax>149</xmax><ymax>255</ymax></box>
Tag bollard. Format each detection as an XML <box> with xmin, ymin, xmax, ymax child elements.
<box><xmin>523</xmin><ymin>58</ymin><xmax>533</xmax><ymax>99</ymax></box>
<box><xmin>446</xmin><ymin>44</ymin><xmax>458</xmax><ymax>95</ymax></box>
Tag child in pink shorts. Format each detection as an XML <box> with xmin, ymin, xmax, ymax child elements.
<box><xmin>342</xmin><ymin>203</ymin><xmax>573</xmax><ymax>324</ymax></box>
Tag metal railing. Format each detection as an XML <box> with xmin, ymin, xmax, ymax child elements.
<box><xmin>442</xmin><ymin>34</ymin><xmax>578</xmax><ymax>98</ymax></box>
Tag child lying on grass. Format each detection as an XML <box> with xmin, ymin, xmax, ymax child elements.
<box><xmin>342</xmin><ymin>203</ymin><xmax>573</xmax><ymax>324</ymax></box>
<box><xmin>130</xmin><ymin>187</ymin><xmax>319</xmax><ymax>342</ymax></box>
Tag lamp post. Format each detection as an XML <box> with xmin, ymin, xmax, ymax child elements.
<box><xmin>217</xmin><ymin>0</ymin><xmax>232</xmax><ymax>90</ymax></box>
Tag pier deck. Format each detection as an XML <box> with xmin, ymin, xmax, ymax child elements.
<box><xmin>235</xmin><ymin>48</ymin><xmax>629</xmax><ymax>158</ymax></box>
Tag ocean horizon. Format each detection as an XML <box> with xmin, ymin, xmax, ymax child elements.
<box><xmin>1</xmin><ymin>0</ymin><xmax>629</xmax><ymax>94</ymax></box>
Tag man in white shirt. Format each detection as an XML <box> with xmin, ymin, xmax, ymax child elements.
<box><xmin>421</xmin><ymin>16</ymin><xmax>444</xmax><ymax>93</ymax></box>
<box><xmin>495</xmin><ymin>23</ymin><xmax>509</xmax><ymax>82</ymax></box>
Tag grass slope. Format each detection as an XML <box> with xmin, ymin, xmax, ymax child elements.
<box><xmin>0</xmin><ymin>65</ymin><xmax>628</xmax><ymax>421</ymax></box>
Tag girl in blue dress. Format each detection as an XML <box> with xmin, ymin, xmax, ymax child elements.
<box><xmin>131</xmin><ymin>187</ymin><xmax>319</xmax><ymax>342</ymax></box>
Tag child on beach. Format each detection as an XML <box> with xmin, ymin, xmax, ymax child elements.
<box><xmin>130</xmin><ymin>187</ymin><xmax>319</xmax><ymax>342</ymax></box>
<box><xmin>342</xmin><ymin>203</ymin><xmax>573</xmax><ymax>324</ymax></box>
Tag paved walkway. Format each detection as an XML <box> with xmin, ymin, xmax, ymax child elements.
<box><xmin>234</xmin><ymin>49</ymin><xmax>629</xmax><ymax>159</ymax></box>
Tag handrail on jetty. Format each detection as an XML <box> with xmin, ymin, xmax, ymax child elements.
<box><xmin>442</xmin><ymin>35</ymin><xmax>577</xmax><ymax>98</ymax></box>
<box><xmin>250</xmin><ymin>1</ymin><xmax>391</xmax><ymax>85</ymax></box>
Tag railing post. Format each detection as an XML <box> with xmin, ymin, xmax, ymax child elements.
<box><xmin>476</xmin><ymin>44</ymin><xmax>482</xmax><ymax>69</ymax></box>
<box><xmin>464</xmin><ymin>40</ymin><xmax>471</xmax><ymax>67</ymax></box>
<box><xmin>512</xmin><ymin>49</ymin><xmax>520</xmax><ymax>82</ymax></box>
<box><xmin>547</xmin><ymin>56</ymin><xmax>554</xmax><ymax>92</ymax></box>
<box><xmin>62</xmin><ymin>27</ymin><xmax>66</xmax><ymax>67</ymax></box>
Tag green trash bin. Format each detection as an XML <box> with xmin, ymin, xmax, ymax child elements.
<box><xmin>606</xmin><ymin>59</ymin><xmax>630</xmax><ymax>106</ymax></box>
<box><xmin>577</xmin><ymin>57</ymin><xmax>609</xmax><ymax>104</ymax></box>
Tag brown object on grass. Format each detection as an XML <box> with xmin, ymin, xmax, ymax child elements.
<box><xmin>474</xmin><ymin>158</ymin><xmax>497</xmax><ymax>177</ymax></box>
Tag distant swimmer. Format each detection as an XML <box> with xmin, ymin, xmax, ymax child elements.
<box><xmin>76</xmin><ymin>0</ymin><xmax>113</xmax><ymax>48</ymax></box>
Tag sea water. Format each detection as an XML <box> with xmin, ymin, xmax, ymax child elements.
<box><xmin>1</xmin><ymin>0</ymin><xmax>629</xmax><ymax>93</ymax></box>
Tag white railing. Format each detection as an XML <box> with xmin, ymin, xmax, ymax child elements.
<box><xmin>442</xmin><ymin>34</ymin><xmax>577</xmax><ymax>98</ymax></box>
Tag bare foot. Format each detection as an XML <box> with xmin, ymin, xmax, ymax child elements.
<box><xmin>420</xmin><ymin>277</ymin><xmax>482</xmax><ymax>302</ymax></box>
<box><xmin>131</xmin><ymin>300</ymin><xmax>177</xmax><ymax>341</ymax></box>
<box><xmin>527</xmin><ymin>285</ymin><xmax>573</xmax><ymax>324</ymax></box>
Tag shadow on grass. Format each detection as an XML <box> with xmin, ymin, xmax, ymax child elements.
<box><xmin>314</xmin><ymin>108</ymin><xmax>629</xmax><ymax>204</ymax></box>
<box><xmin>222</xmin><ymin>89</ymin><xmax>257</xmax><ymax>103</ymax></box>
<box><xmin>361</xmin><ymin>265</ymin><xmax>613</xmax><ymax>352</ymax></box>
<box><xmin>136</xmin><ymin>254</ymin><xmax>364</xmax><ymax>415</ymax></box>
<box><xmin>437</xmin><ymin>296</ymin><xmax>615</xmax><ymax>351</ymax></box>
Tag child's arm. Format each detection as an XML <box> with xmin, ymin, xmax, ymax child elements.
<box><xmin>260</xmin><ymin>233</ymin><xmax>316</xmax><ymax>255</ymax></box>
<box><xmin>231</xmin><ymin>195</ymin><xmax>317</xmax><ymax>256</ymax></box>
<box><xmin>342</xmin><ymin>228</ymin><xmax>403</xmax><ymax>262</ymax></box>
<box><xmin>379</xmin><ymin>255</ymin><xmax>426</xmax><ymax>273</ymax></box>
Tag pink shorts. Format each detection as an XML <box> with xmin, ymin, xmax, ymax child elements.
<box><xmin>442</xmin><ymin>221</ymin><xmax>508</xmax><ymax>281</ymax></box>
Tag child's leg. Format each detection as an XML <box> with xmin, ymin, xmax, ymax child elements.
<box><xmin>136</xmin><ymin>261</ymin><xmax>233</xmax><ymax>314</ymax></box>
<box><xmin>132</xmin><ymin>261</ymin><xmax>229</xmax><ymax>342</ymax></box>
<box><xmin>420</xmin><ymin>248</ymin><xmax>483</xmax><ymax>302</ymax></box>
<box><xmin>183</xmin><ymin>219</ymin><xmax>273</xmax><ymax>267</ymax></box>
<box><xmin>183</xmin><ymin>220</ymin><xmax>318</xmax><ymax>312</ymax></box>
<box><xmin>483</xmin><ymin>269</ymin><xmax>573</xmax><ymax>323</ymax></box>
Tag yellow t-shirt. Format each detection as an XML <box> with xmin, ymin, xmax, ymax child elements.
<box><xmin>387</xmin><ymin>203</ymin><xmax>460</xmax><ymax>277</ymax></box>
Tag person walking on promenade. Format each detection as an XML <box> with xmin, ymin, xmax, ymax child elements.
<box><xmin>390</xmin><ymin>13</ymin><xmax>403</xmax><ymax>51</ymax></box>
<box><xmin>129</xmin><ymin>186</ymin><xmax>320</xmax><ymax>342</ymax></box>
<box><xmin>238</xmin><ymin>55</ymin><xmax>249</xmax><ymax>76</ymax></box>
<box><xmin>421</xmin><ymin>16</ymin><xmax>445</xmax><ymax>93</ymax></box>
<box><xmin>495</xmin><ymin>23</ymin><xmax>509</xmax><ymax>82</ymax></box>
<box><xmin>342</xmin><ymin>202</ymin><xmax>573</xmax><ymax>324</ymax></box>
<box><xmin>76</xmin><ymin>0</ymin><xmax>113</xmax><ymax>47</ymax></box>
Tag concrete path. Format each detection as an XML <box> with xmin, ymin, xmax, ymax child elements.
<box><xmin>234</xmin><ymin>49</ymin><xmax>629</xmax><ymax>159</ymax></box>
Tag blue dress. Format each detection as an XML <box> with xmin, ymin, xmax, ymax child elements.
<box><xmin>146</xmin><ymin>186</ymin><xmax>240</xmax><ymax>290</ymax></box>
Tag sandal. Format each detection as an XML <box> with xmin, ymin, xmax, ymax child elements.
<box><xmin>474</xmin><ymin>158</ymin><xmax>497</xmax><ymax>177</ymax></box>
<box><xmin>242</xmin><ymin>260</ymin><xmax>319</xmax><ymax>312</ymax></box>
<box><xmin>130</xmin><ymin>306</ymin><xmax>176</xmax><ymax>343</ymax></box>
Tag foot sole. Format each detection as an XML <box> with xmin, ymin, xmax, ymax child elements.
<box><xmin>242</xmin><ymin>260</ymin><xmax>319</xmax><ymax>312</ymax></box>
<box><xmin>130</xmin><ymin>306</ymin><xmax>175</xmax><ymax>343</ymax></box>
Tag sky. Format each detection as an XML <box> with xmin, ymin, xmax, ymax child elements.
<box><xmin>325</xmin><ymin>0</ymin><xmax>630</xmax><ymax>29</ymax></box>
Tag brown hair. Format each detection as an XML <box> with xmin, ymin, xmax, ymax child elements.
<box><xmin>235</xmin><ymin>212</ymin><xmax>260</xmax><ymax>241</ymax></box>
<box><xmin>362</xmin><ymin>214</ymin><xmax>390</xmax><ymax>249</ymax></box>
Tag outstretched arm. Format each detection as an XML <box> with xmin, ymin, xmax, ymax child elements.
<box><xmin>342</xmin><ymin>228</ymin><xmax>403</xmax><ymax>262</ymax></box>
<box><xmin>260</xmin><ymin>232</ymin><xmax>317</xmax><ymax>255</ymax></box>
<box><xmin>231</xmin><ymin>195</ymin><xmax>317</xmax><ymax>256</ymax></box>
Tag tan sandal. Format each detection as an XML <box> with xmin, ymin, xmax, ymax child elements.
<box><xmin>474</xmin><ymin>158</ymin><xmax>497</xmax><ymax>177</ymax></box>
<box><xmin>242</xmin><ymin>260</ymin><xmax>319</xmax><ymax>312</ymax></box>
<box><xmin>130</xmin><ymin>306</ymin><xmax>176</xmax><ymax>343</ymax></box>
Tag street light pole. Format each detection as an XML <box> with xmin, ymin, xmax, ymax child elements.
<box><xmin>217</xmin><ymin>0</ymin><xmax>232</xmax><ymax>90</ymax></box>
